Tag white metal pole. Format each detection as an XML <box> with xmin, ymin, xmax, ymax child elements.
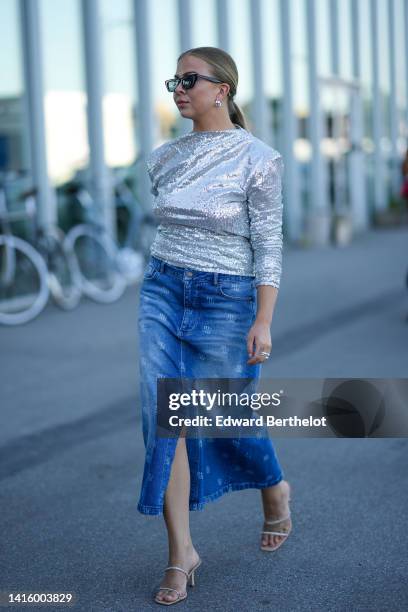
<box><xmin>178</xmin><ymin>0</ymin><xmax>193</xmax><ymax>52</ymax></box>
<box><xmin>329</xmin><ymin>0</ymin><xmax>341</xmax><ymax>218</ymax></box>
<box><xmin>405</xmin><ymin>0</ymin><xmax>408</xmax><ymax>139</ymax></box>
<box><xmin>280</xmin><ymin>0</ymin><xmax>302</xmax><ymax>242</ymax></box>
<box><xmin>177</xmin><ymin>0</ymin><xmax>193</xmax><ymax>136</ymax></box>
<box><xmin>216</xmin><ymin>0</ymin><xmax>230</xmax><ymax>53</ymax></box>
<box><xmin>388</xmin><ymin>0</ymin><xmax>400</xmax><ymax>196</ymax></box>
<box><xmin>133</xmin><ymin>0</ymin><xmax>156</xmax><ymax>208</ymax></box>
<box><xmin>350</xmin><ymin>0</ymin><xmax>369</xmax><ymax>231</ymax></box>
<box><xmin>81</xmin><ymin>0</ymin><xmax>116</xmax><ymax>239</ymax></box>
<box><xmin>250</xmin><ymin>0</ymin><xmax>269</xmax><ymax>143</ymax></box>
<box><xmin>370</xmin><ymin>0</ymin><xmax>386</xmax><ymax>211</ymax></box>
<box><xmin>306</xmin><ymin>0</ymin><xmax>328</xmax><ymax>245</ymax></box>
<box><xmin>19</xmin><ymin>0</ymin><xmax>56</xmax><ymax>229</ymax></box>
<box><xmin>329</xmin><ymin>0</ymin><xmax>339</xmax><ymax>75</ymax></box>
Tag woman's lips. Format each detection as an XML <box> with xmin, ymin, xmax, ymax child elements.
<box><xmin>177</xmin><ymin>101</ymin><xmax>189</xmax><ymax>106</ymax></box>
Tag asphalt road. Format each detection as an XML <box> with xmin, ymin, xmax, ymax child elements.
<box><xmin>1</xmin><ymin>226</ymin><xmax>407</xmax><ymax>611</ymax></box>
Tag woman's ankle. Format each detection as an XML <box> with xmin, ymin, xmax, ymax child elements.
<box><xmin>168</xmin><ymin>541</ymin><xmax>198</xmax><ymax>564</ymax></box>
<box><xmin>261</xmin><ymin>480</ymin><xmax>290</xmax><ymax>508</ymax></box>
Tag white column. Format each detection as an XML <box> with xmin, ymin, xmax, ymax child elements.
<box><xmin>216</xmin><ymin>0</ymin><xmax>230</xmax><ymax>52</ymax></box>
<box><xmin>329</xmin><ymin>0</ymin><xmax>339</xmax><ymax>75</ymax></box>
<box><xmin>178</xmin><ymin>0</ymin><xmax>193</xmax><ymax>52</ymax></box>
<box><xmin>134</xmin><ymin>0</ymin><xmax>156</xmax><ymax>203</ymax></box>
<box><xmin>388</xmin><ymin>0</ymin><xmax>399</xmax><ymax>196</ymax></box>
<box><xmin>19</xmin><ymin>0</ymin><xmax>56</xmax><ymax>228</ymax></box>
<box><xmin>405</xmin><ymin>0</ymin><xmax>408</xmax><ymax>135</ymax></box>
<box><xmin>249</xmin><ymin>0</ymin><xmax>269</xmax><ymax>142</ymax></box>
<box><xmin>370</xmin><ymin>0</ymin><xmax>386</xmax><ymax>211</ymax></box>
<box><xmin>329</xmin><ymin>0</ymin><xmax>342</xmax><ymax>218</ymax></box>
<box><xmin>177</xmin><ymin>0</ymin><xmax>193</xmax><ymax>136</ymax></box>
<box><xmin>350</xmin><ymin>0</ymin><xmax>369</xmax><ymax>231</ymax></box>
<box><xmin>279</xmin><ymin>0</ymin><xmax>302</xmax><ymax>242</ymax></box>
<box><xmin>305</xmin><ymin>0</ymin><xmax>329</xmax><ymax>245</ymax></box>
<box><xmin>81</xmin><ymin>0</ymin><xmax>116</xmax><ymax>239</ymax></box>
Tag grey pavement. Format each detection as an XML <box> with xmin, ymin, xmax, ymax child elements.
<box><xmin>0</xmin><ymin>226</ymin><xmax>407</xmax><ymax>611</ymax></box>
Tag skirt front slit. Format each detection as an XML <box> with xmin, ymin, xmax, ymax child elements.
<box><xmin>137</xmin><ymin>256</ymin><xmax>284</xmax><ymax>516</ymax></box>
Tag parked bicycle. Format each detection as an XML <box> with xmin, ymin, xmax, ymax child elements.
<box><xmin>63</xmin><ymin>181</ymin><xmax>143</xmax><ymax>304</ymax></box>
<box><xmin>0</xmin><ymin>161</ymin><xmax>157</xmax><ymax>323</ymax></box>
<box><xmin>0</xmin><ymin>176</ymin><xmax>80</xmax><ymax>325</ymax></box>
<box><xmin>113</xmin><ymin>166</ymin><xmax>158</xmax><ymax>262</ymax></box>
<box><xmin>0</xmin><ymin>185</ymin><xmax>48</xmax><ymax>326</ymax></box>
<box><xmin>22</xmin><ymin>187</ymin><xmax>82</xmax><ymax>311</ymax></box>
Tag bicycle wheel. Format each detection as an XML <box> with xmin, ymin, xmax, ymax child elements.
<box><xmin>0</xmin><ymin>234</ymin><xmax>49</xmax><ymax>325</ymax></box>
<box><xmin>64</xmin><ymin>224</ymin><xmax>126</xmax><ymax>303</ymax></box>
<box><xmin>36</xmin><ymin>226</ymin><xmax>81</xmax><ymax>310</ymax></box>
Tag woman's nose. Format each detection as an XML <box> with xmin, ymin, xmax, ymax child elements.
<box><xmin>175</xmin><ymin>82</ymin><xmax>186</xmax><ymax>94</ymax></box>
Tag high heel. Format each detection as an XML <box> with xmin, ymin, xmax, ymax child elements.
<box><xmin>154</xmin><ymin>558</ymin><xmax>202</xmax><ymax>606</ymax></box>
<box><xmin>189</xmin><ymin>564</ymin><xmax>198</xmax><ymax>587</ymax></box>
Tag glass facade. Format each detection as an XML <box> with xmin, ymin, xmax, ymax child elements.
<box><xmin>2</xmin><ymin>0</ymin><xmax>407</xmax><ymax>245</ymax></box>
<box><xmin>191</xmin><ymin>0</ymin><xmax>217</xmax><ymax>48</ymax></box>
<box><xmin>150</xmin><ymin>0</ymin><xmax>179</xmax><ymax>142</ymax></box>
<box><xmin>0</xmin><ymin>0</ymin><xmax>27</xmax><ymax>174</ymax></box>
<box><xmin>100</xmin><ymin>0</ymin><xmax>137</xmax><ymax>169</ymax></box>
<box><xmin>41</xmin><ymin>0</ymin><xmax>87</xmax><ymax>185</ymax></box>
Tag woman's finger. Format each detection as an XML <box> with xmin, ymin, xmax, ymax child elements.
<box><xmin>247</xmin><ymin>331</ymin><xmax>255</xmax><ymax>357</ymax></box>
<box><xmin>248</xmin><ymin>340</ymin><xmax>272</xmax><ymax>364</ymax></box>
<box><xmin>247</xmin><ymin>335</ymin><xmax>261</xmax><ymax>363</ymax></box>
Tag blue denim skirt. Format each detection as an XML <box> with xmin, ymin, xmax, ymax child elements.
<box><xmin>137</xmin><ymin>255</ymin><xmax>284</xmax><ymax>515</ymax></box>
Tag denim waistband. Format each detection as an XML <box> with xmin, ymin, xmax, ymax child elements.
<box><xmin>149</xmin><ymin>255</ymin><xmax>256</xmax><ymax>286</ymax></box>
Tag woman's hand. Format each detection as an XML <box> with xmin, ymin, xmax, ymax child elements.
<box><xmin>247</xmin><ymin>319</ymin><xmax>272</xmax><ymax>365</ymax></box>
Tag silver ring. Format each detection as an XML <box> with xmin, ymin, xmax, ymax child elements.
<box><xmin>260</xmin><ymin>351</ymin><xmax>270</xmax><ymax>358</ymax></box>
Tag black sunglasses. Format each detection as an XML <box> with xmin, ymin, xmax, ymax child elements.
<box><xmin>165</xmin><ymin>73</ymin><xmax>224</xmax><ymax>92</ymax></box>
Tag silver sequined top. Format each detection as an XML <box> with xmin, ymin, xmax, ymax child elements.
<box><xmin>145</xmin><ymin>124</ymin><xmax>284</xmax><ymax>288</ymax></box>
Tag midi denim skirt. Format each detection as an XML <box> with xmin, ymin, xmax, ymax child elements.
<box><xmin>137</xmin><ymin>255</ymin><xmax>284</xmax><ymax>515</ymax></box>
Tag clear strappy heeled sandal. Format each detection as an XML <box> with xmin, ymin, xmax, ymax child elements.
<box><xmin>154</xmin><ymin>558</ymin><xmax>202</xmax><ymax>606</ymax></box>
<box><xmin>261</xmin><ymin>488</ymin><xmax>292</xmax><ymax>552</ymax></box>
<box><xmin>260</xmin><ymin>510</ymin><xmax>292</xmax><ymax>551</ymax></box>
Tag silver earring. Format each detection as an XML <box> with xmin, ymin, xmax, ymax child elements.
<box><xmin>215</xmin><ymin>98</ymin><xmax>222</xmax><ymax>107</ymax></box>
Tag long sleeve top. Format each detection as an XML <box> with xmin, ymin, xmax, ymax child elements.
<box><xmin>145</xmin><ymin>124</ymin><xmax>284</xmax><ymax>288</ymax></box>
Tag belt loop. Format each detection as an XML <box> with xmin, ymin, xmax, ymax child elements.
<box><xmin>160</xmin><ymin>259</ymin><xmax>165</xmax><ymax>273</ymax></box>
<box><xmin>213</xmin><ymin>272</ymin><xmax>218</xmax><ymax>285</ymax></box>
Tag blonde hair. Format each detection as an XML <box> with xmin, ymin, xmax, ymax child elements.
<box><xmin>177</xmin><ymin>46</ymin><xmax>250</xmax><ymax>131</ymax></box>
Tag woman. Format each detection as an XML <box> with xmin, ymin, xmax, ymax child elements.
<box><xmin>137</xmin><ymin>46</ymin><xmax>292</xmax><ymax>606</ymax></box>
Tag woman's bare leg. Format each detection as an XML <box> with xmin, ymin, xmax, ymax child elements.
<box><xmin>155</xmin><ymin>436</ymin><xmax>200</xmax><ymax>604</ymax></box>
